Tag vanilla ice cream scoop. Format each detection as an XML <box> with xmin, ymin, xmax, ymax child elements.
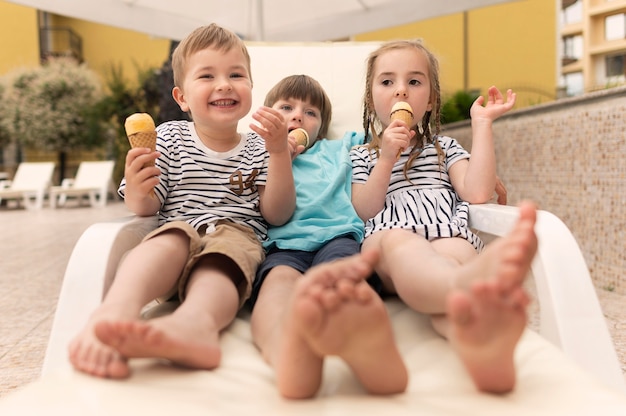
<box><xmin>390</xmin><ymin>101</ymin><xmax>414</xmax><ymax>126</ymax></box>
<box><xmin>289</xmin><ymin>128</ymin><xmax>310</xmax><ymax>148</ymax></box>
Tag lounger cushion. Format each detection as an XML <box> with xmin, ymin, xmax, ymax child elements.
<box><xmin>2</xmin><ymin>299</ymin><xmax>626</xmax><ymax>415</ymax></box>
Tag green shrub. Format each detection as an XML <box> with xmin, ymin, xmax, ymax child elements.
<box><xmin>441</xmin><ymin>89</ymin><xmax>480</xmax><ymax>124</ymax></box>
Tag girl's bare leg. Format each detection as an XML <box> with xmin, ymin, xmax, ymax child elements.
<box><xmin>361</xmin><ymin>230</ymin><xmax>477</xmax><ymax>314</ymax></box>
<box><xmin>445</xmin><ymin>282</ymin><xmax>530</xmax><ymax>393</ymax></box>
<box><xmin>378</xmin><ymin>201</ymin><xmax>537</xmax><ymax>393</ymax></box>
<box><xmin>363</xmin><ymin>202</ymin><xmax>537</xmax><ymax>315</ymax></box>
<box><xmin>445</xmin><ymin>201</ymin><xmax>537</xmax><ymax>393</ymax></box>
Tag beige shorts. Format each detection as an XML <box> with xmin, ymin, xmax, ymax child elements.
<box><xmin>144</xmin><ymin>220</ymin><xmax>264</xmax><ymax>307</ymax></box>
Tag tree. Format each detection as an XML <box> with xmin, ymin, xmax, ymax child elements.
<box><xmin>0</xmin><ymin>58</ymin><xmax>109</xmax><ymax>182</ymax></box>
<box><xmin>95</xmin><ymin>62</ymin><xmax>164</xmax><ymax>184</ymax></box>
<box><xmin>0</xmin><ymin>83</ymin><xmax>12</xmax><ymax>149</ymax></box>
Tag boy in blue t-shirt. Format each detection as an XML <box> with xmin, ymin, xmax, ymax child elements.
<box><xmin>249</xmin><ymin>75</ymin><xmax>408</xmax><ymax>399</ymax></box>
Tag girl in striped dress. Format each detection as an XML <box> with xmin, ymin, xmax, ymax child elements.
<box><xmin>351</xmin><ymin>39</ymin><xmax>538</xmax><ymax>394</ymax></box>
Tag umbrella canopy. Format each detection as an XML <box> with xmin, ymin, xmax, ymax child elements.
<box><xmin>6</xmin><ymin>0</ymin><xmax>520</xmax><ymax>41</ymax></box>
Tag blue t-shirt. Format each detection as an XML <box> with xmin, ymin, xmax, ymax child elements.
<box><xmin>264</xmin><ymin>131</ymin><xmax>365</xmax><ymax>251</ymax></box>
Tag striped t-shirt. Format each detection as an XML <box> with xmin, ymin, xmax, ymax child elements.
<box><xmin>119</xmin><ymin>120</ymin><xmax>269</xmax><ymax>240</ymax></box>
<box><xmin>350</xmin><ymin>135</ymin><xmax>483</xmax><ymax>252</ymax></box>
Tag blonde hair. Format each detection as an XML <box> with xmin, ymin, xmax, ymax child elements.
<box><xmin>264</xmin><ymin>75</ymin><xmax>332</xmax><ymax>139</ymax></box>
<box><xmin>361</xmin><ymin>39</ymin><xmax>444</xmax><ymax>177</ymax></box>
<box><xmin>171</xmin><ymin>23</ymin><xmax>252</xmax><ymax>89</ymax></box>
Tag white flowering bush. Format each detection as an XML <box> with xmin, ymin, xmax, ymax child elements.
<box><xmin>0</xmin><ymin>58</ymin><xmax>106</xmax><ymax>153</ymax></box>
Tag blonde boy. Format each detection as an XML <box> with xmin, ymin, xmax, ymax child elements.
<box><xmin>69</xmin><ymin>24</ymin><xmax>295</xmax><ymax>378</ymax></box>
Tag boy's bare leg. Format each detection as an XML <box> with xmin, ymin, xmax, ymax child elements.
<box><xmin>95</xmin><ymin>256</ymin><xmax>239</xmax><ymax>370</ymax></box>
<box><xmin>68</xmin><ymin>230</ymin><xmax>190</xmax><ymax>378</ymax></box>
<box><xmin>250</xmin><ymin>266</ymin><xmax>301</xmax><ymax>364</ymax></box>
<box><xmin>68</xmin><ymin>306</ymin><xmax>131</xmax><ymax>379</ymax></box>
<box><xmin>276</xmin><ymin>250</ymin><xmax>408</xmax><ymax>399</ymax></box>
<box><xmin>445</xmin><ymin>201</ymin><xmax>537</xmax><ymax>393</ymax></box>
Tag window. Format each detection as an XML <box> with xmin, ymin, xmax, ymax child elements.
<box><xmin>561</xmin><ymin>72</ymin><xmax>584</xmax><ymax>96</ymax></box>
<box><xmin>606</xmin><ymin>54</ymin><xmax>626</xmax><ymax>77</ymax></box>
<box><xmin>561</xmin><ymin>0</ymin><xmax>582</xmax><ymax>25</ymax></box>
<box><xmin>562</xmin><ymin>35</ymin><xmax>583</xmax><ymax>63</ymax></box>
<box><xmin>605</xmin><ymin>14</ymin><xmax>626</xmax><ymax>41</ymax></box>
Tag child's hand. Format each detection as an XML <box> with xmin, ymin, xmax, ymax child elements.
<box><xmin>124</xmin><ymin>147</ymin><xmax>160</xmax><ymax>197</ymax></box>
<box><xmin>470</xmin><ymin>86</ymin><xmax>516</xmax><ymax>123</ymax></box>
<box><xmin>381</xmin><ymin>120</ymin><xmax>415</xmax><ymax>161</ymax></box>
<box><xmin>286</xmin><ymin>134</ymin><xmax>306</xmax><ymax>160</ymax></box>
<box><xmin>250</xmin><ymin>106</ymin><xmax>289</xmax><ymax>154</ymax></box>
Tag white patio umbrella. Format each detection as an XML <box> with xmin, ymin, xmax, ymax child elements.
<box><xmin>6</xmin><ymin>0</ymin><xmax>521</xmax><ymax>41</ymax></box>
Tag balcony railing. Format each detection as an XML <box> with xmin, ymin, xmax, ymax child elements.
<box><xmin>39</xmin><ymin>26</ymin><xmax>83</xmax><ymax>63</ymax></box>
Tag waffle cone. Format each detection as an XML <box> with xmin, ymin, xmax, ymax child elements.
<box><xmin>390</xmin><ymin>103</ymin><xmax>414</xmax><ymax>159</ymax></box>
<box><xmin>390</xmin><ymin>109</ymin><xmax>414</xmax><ymax>126</ymax></box>
<box><xmin>290</xmin><ymin>128</ymin><xmax>309</xmax><ymax>148</ymax></box>
<box><xmin>128</xmin><ymin>131</ymin><xmax>157</xmax><ymax>167</ymax></box>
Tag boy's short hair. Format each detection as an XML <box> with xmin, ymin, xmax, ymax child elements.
<box><xmin>171</xmin><ymin>23</ymin><xmax>252</xmax><ymax>89</ymax></box>
<box><xmin>264</xmin><ymin>75</ymin><xmax>332</xmax><ymax>139</ymax></box>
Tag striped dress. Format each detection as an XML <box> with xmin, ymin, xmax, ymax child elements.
<box><xmin>350</xmin><ymin>135</ymin><xmax>483</xmax><ymax>252</ymax></box>
<box><xmin>119</xmin><ymin>120</ymin><xmax>269</xmax><ymax>241</ymax></box>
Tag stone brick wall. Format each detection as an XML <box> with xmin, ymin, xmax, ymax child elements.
<box><xmin>444</xmin><ymin>86</ymin><xmax>626</xmax><ymax>294</ymax></box>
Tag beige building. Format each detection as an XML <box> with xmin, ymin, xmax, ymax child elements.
<box><xmin>1</xmin><ymin>0</ymin><xmax>624</xmax><ymax>174</ymax></box>
<box><xmin>1</xmin><ymin>0</ymin><xmax>559</xmax><ymax>107</ymax></box>
<box><xmin>561</xmin><ymin>0</ymin><xmax>626</xmax><ymax>95</ymax></box>
<box><xmin>354</xmin><ymin>0</ymin><xmax>558</xmax><ymax>107</ymax></box>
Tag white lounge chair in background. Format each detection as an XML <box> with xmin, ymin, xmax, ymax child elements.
<box><xmin>49</xmin><ymin>161</ymin><xmax>116</xmax><ymax>208</ymax></box>
<box><xmin>0</xmin><ymin>162</ymin><xmax>55</xmax><ymax>210</ymax></box>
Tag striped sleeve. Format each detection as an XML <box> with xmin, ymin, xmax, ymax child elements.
<box><xmin>350</xmin><ymin>145</ymin><xmax>374</xmax><ymax>184</ymax></box>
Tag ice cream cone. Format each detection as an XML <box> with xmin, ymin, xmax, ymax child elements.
<box><xmin>124</xmin><ymin>113</ymin><xmax>157</xmax><ymax>196</ymax></box>
<box><xmin>390</xmin><ymin>101</ymin><xmax>414</xmax><ymax>126</ymax></box>
<box><xmin>128</xmin><ymin>131</ymin><xmax>157</xmax><ymax>168</ymax></box>
<box><xmin>390</xmin><ymin>102</ymin><xmax>414</xmax><ymax>158</ymax></box>
<box><xmin>125</xmin><ymin>113</ymin><xmax>157</xmax><ymax>168</ymax></box>
<box><xmin>290</xmin><ymin>128</ymin><xmax>309</xmax><ymax>148</ymax></box>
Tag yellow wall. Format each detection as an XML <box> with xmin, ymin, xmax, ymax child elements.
<box><xmin>0</xmin><ymin>2</ymin><xmax>40</xmax><ymax>74</ymax></box>
<box><xmin>354</xmin><ymin>0</ymin><xmax>557</xmax><ymax>107</ymax></box>
<box><xmin>0</xmin><ymin>0</ymin><xmax>171</xmax><ymax>174</ymax></box>
<box><xmin>0</xmin><ymin>0</ymin><xmax>170</xmax><ymax>86</ymax></box>
<box><xmin>355</xmin><ymin>14</ymin><xmax>466</xmax><ymax>97</ymax></box>
<box><xmin>1</xmin><ymin>0</ymin><xmax>556</xmax><ymax>105</ymax></box>
<box><xmin>53</xmin><ymin>16</ymin><xmax>170</xmax><ymax>85</ymax></box>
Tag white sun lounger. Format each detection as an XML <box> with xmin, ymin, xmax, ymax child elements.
<box><xmin>1</xmin><ymin>203</ymin><xmax>624</xmax><ymax>415</ymax></box>
<box><xmin>49</xmin><ymin>160</ymin><xmax>116</xmax><ymax>208</ymax></box>
<box><xmin>1</xmin><ymin>42</ymin><xmax>625</xmax><ymax>415</ymax></box>
<box><xmin>0</xmin><ymin>162</ymin><xmax>55</xmax><ymax>209</ymax></box>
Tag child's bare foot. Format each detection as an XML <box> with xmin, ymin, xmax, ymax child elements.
<box><xmin>68</xmin><ymin>308</ymin><xmax>130</xmax><ymax>379</ymax></box>
<box><xmin>456</xmin><ymin>201</ymin><xmax>538</xmax><ymax>292</ymax></box>
<box><xmin>448</xmin><ymin>282</ymin><xmax>529</xmax><ymax>393</ymax></box>
<box><xmin>447</xmin><ymin>201</ymin><xmax>537</xmax><ymax>393</ymax></box>
<box><xmin>277</xmin><ymin>250</ymin><xmax>408</xmax><ymax>399</ymax></box>
<box><xmin>95</xmin><ymin>312</ymin><xmax>221</xmax><ymax>371</ymax></box>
